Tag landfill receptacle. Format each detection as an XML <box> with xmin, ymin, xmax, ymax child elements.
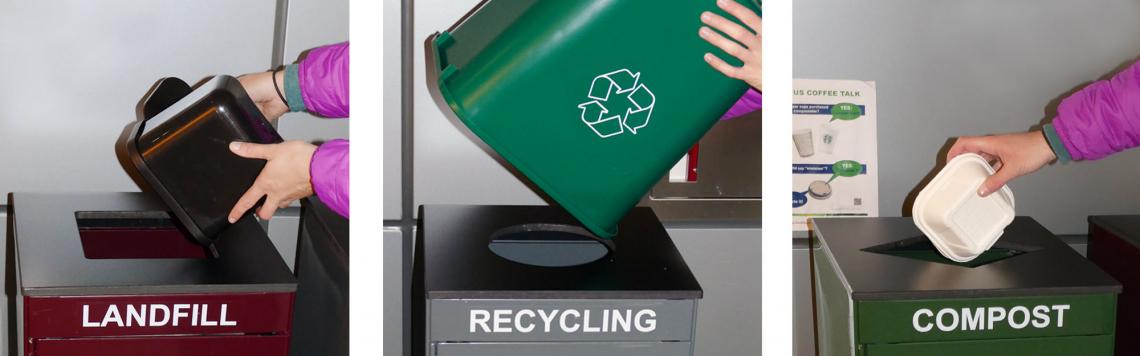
<box><xmin>1088</xmin><ymin>215</ymin><xmax>1140</xmax><ymax>356</ymax></box>
<box><xmin>426</xmin><ymin>0</ymin><xmax>761</xmax><ymax>237</ymax></box>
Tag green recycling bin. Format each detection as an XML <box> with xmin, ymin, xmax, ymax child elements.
<box><xmin>426</xmin><ymin>0</ymin><xmax>761</xmax><ymax>238</ymax></box>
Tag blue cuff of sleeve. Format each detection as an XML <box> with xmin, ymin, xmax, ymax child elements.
<box><xmin>1042</xmin><ymin>124</ymin><xmax>1071</xmax><ymax>164</ymax></box>
<box><xmin>284</xmin><ymin>64</ymin><xmax>306</xmax><ymax>113</ymax></box>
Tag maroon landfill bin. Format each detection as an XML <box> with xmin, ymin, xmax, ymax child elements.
<box><xmin>1087</xmin><ymin>215</ymin><xmax>1140</xmax><ymax>356</ymax></box>
<box><xmin>9</xmin><ymin>193</ymin><xmax>297</xmax><ymax>356</ymax></box>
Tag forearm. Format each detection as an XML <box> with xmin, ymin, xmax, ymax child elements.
<box><xmin>310</xmin><ymin>139</ymin><xmax>349</xmax><ymax>218</ymax></box>
<box><xmin>1051</xmin><ymin>60</ymin><xmax>1140</xmax><ymax>162</ymax></box>
<box><xmin>284</xmin><ymin>42</ymin><xmax>350</xmax><ymax>118</ymax></box>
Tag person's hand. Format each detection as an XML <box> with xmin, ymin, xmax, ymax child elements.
<box><xmin>946</xmin><ymin>131</ymin><xmax>1057</xmax><ymax>197</ymax></box>
<box><xmin>228</xmin><ymin>140</ymin><xmax>317</xmax><ymax>222</ymax></box>
<box><xmin>238</xmin><ymin>71</ymin><xmax>289</xmax><ymax>121</ymax></box>
<box><xmin>700</xmin><ymin>0</ymin><xmax>761</xmax><ymax>90</ymax></box>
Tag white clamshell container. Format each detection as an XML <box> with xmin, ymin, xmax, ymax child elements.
<box><xmin>912</xmin><ymin>153</ymin><xmax>1016</xmax><ymax>262</ymax></box>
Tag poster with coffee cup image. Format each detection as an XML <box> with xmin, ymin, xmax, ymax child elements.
<box><xmin>792</xmin><ymin>79</ymin><xmax>879</xmax><ymax>231</ymax></box>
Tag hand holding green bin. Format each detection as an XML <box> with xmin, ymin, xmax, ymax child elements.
<box><xmin>427</xmin><ymin>0</ymin><xmax>761</xmax><ymax>238</ymax></box>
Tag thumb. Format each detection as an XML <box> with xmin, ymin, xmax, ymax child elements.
<box><xmin>978</xmin><ymin>166</ymin><xmax>1017</xmax><ymax>197</ymax></box>
<box><xmin>230</xmin><ymin>141</ymin><xmax>274</xmax><ymax>160</ymax></box>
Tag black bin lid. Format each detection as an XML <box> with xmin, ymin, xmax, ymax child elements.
<box><xmin>813</xmin><ymin>217</ymin><xmax>1121</xmax><ymax>300</ymax></box>
<box><xmin>416</xmin><ymin>205</ymin><xmax>703</xmax><ymax>300</ymax></box>
<box><xmin>121</xmin><ymin>76</ymin><xmax>283</xmax><ymax>245</ymax></box>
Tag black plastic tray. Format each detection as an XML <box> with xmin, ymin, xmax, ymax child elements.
<box><xmin>122</xmin><ymin>76</ymin><xmax>283</xmax><ymax>245</ymax></box>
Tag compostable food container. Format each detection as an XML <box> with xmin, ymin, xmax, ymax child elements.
<box><xmin>912</xmin><ymin>153</ymin><xmax>1015</xmax><ymax>262</ymax></box>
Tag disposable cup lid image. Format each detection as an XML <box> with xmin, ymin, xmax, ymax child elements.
<box><xmin>912</xmin><ymin>153</ymin><xmax>1016</xmax><ymax>262</ymax></box>
<box><xmin>425</xmin><ymin>0</ymin><xmax>761</xmax><ymax>238</ymax></box>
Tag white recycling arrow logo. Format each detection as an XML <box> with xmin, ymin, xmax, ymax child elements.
<box><xmin>577</xmin><ymin>68</ymin><xmax>657</xmax><ymax>138</ymax></box>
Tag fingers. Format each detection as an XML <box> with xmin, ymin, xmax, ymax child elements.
<box><xmin>705</xmin><ymin>53</ymin><xmax>743</xmax><ymax>80</ymax></box>
<box><xmin>945</xmin><ymin>138</ymin><xmax>969</xmax><ymax>161</ymax></box>
<box><xmin>257</xmin><ymin>196</ymin><xmax>280</xmax><ymax>221</ymax></box>
<box><xmin>229</xmin><ymin>185</ymin><xmax>265</xmax><ymax>223</ymax></box>
<box><xmin>257</xmin><ymin>194</ymin><xmax>302</xmax><ymax>220</ymax></box>
<box><xmin>977</xmin><ymin>152</ymin><xmax>998</xmax><ymax>165</ymax></box>
<box><xmin>230</xmin><ymin>141</ymin><xmax>275</xmax><ymax>160</ymax></box>
<box><xmin>701</xmin><ymin>11</ymin><xmax>760</xmax><ymax>49</ymax></box>
<box><xmin>716</xmin><ymin>0</ymin><xmax>762</xmax><ymax>32</ymax></box>
<box><xmin>946</xmin><ymin>136</ymin><xmax>992</xmax><ymax>161</ymax></box>
<box><xmin>980</xmin><ymin>166</ymin><xmax>1019</xmax><ymax>197</ymax></box>
<box><xmin>700</xmin><ymin>26</ymin><xmax>752</xmax><ymax>63</ymax></box>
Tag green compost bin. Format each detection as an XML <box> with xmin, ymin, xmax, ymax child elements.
<box><xmin>426</xmin><ymin>0</ymin><xmax>761</xmax><ymax>238</ymax></box>
<box><xmin>812</xmin><ymin>217</ymin><xmax>1120</xmax><ymax>356</ymax></box>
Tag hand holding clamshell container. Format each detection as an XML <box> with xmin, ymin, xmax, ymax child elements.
<box><xmin>122</xmin><ymin>76</ymin><xmax>284</xmax><ymax>245</ymax></box>
<box><xmin>426</xmin><ymin>0</ymin><xmax>762</xmax><ymax>238</ymax></box>
<box><xmin>912</xmin><ymin>153</ymin><xmax>1016</xmax><ymax>262</ymax></box>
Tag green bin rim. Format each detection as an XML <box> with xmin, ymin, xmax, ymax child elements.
<box><xmin>425</xmin><ymin>31</ymin><xmax>620</xmax><ymax>238</ymax></box>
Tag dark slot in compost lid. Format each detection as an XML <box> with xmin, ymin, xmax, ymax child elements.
<box><xmin>121</xmin><ymin>76</ymin><xmax>283</xmax><ymax>245</ymax></box>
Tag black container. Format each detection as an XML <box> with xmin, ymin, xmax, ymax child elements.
<box><xmin>290</xmin><ymin>198</ymin><xmax>349</xmax><ymax>355</ymax></box>
<box><xmin>122</xmin><ymin>76</ymin><xmax>283</xmax><ymax>245</ymax></box>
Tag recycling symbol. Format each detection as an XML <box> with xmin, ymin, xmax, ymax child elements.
<box><xmin>577</xmin><ymin>69</ymin><xmax>657</xmax><ymax>138</ymax></box>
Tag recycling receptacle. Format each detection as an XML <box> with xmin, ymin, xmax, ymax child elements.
<box><xmin>1087</xmin><ymin>215</ymin><xmax>1140</xmax><ymax>356</ymax></box>
<box><xmin>425</xmin><ymin>0</ymin><xmax>761</xmax><ymax>238</ymax></box>
<box><xmin>812</xmin><ymin>217</ymin><xmax>1120</xmax><ymax>356</ymax></box>
<box><xmin>412</xmin><ymin>205</ymin><xmax>702</xmax><ymax>356</ymax></box>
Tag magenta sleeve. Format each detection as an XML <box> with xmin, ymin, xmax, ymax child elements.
<box><xmin>1053</xmin><ymin>60</ymin><xmax>1140</xmax><ymax>161</ymax></box>
<box><xmin>721</xmin><ymin>88</ymin><xmax>762</xmax><ymax>120</ymax></box>
<box><xmin>298</xmin><ymin>42</ymin><xmax>350</xmax><ymax>118</ymax></box>
<box><xmin>309</xmin><ymin>139</ymin><xmax>349</xmax><ymax>218</ymax></box>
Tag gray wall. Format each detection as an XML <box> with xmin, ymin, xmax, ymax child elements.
<box><xmin>0</xmin><ymin>1</ymin><xmax>276</xmax><ymax>193</ymax></box>
<box><xmin>0</xmin><ymin>0</ymin><xmax>347</xmax><ymax>195</ymax></box>
<box><xmin>276</xmin><ymin>0</ymin><xmax>351</xmax><ymax>143</ymax></box>
<box><xmin>794</xmin><ymin>0</ymin><xmax>1140</xmax><ymax>235</ymax></box>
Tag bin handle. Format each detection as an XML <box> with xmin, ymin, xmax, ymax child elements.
<box><xmin>142</xmin><ymin>77</ymin><xmax>193</xmax><ymax>121</ymax></box>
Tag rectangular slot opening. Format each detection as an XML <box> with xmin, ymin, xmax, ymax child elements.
<box><xmin>862</xmin><ymin>236</ymin><xmax>1032</xmax><ymax>268</ymax></box>
<box><xmin>76</xmin><ymin>211</ymin><xmax>210</xmax><ymax>259</ymax></box>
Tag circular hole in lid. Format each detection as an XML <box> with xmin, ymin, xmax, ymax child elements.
<box><xmin>488</xmin><ymin>223</ymin><xmax>612</xmax><ymax>267</ymax></box>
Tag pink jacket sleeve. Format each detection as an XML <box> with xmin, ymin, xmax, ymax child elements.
<box><xmin>1052</xmin><ymin>60</ymin><xmax>1140</xmax><ymax>161</ymax></box>
<box><xmin>287</xmin><ymin>42</ymin><xmax>349</xmax><ymax>217</ymax></box>
<box><xmin>296</xmin><ymin>42</ymin><xmax>349</xmax><ymax>117</ymax></box>
<box><xmin>722</xmin><ymin>88</ymin><xmax>761</xmax><ymax>120</ymax></box>
<box><xmin>310</xmin><ymin>139</ymin><xmax>349</xmax><ymax>217</ymax></box>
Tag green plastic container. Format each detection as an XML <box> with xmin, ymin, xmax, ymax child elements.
<box><xmin>426</xmin><ymin>0</ymin><xmax>760</xmax><ymax>238</ymax></box>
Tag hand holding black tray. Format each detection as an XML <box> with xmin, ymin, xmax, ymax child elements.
<box><xmin>120</xmin><ymin>76</ymin><xmax>284</xmax><ymax>245</ymax></box>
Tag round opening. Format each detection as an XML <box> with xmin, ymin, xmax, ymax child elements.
<box><xmin>488</xmin><ymin>223</ymin><xmax>612</xmax><ymax>267</ymax></box>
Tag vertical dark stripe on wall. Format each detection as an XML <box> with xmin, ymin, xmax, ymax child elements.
<box><xmin>401</xmin><ymin>1</ymin><xmax>416</xmax><ymax>356</ymax></box>
<box><xmin>271</xmin><ymin>0</ymin><xmax>290</xmax><ymax>68</ymax></box>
